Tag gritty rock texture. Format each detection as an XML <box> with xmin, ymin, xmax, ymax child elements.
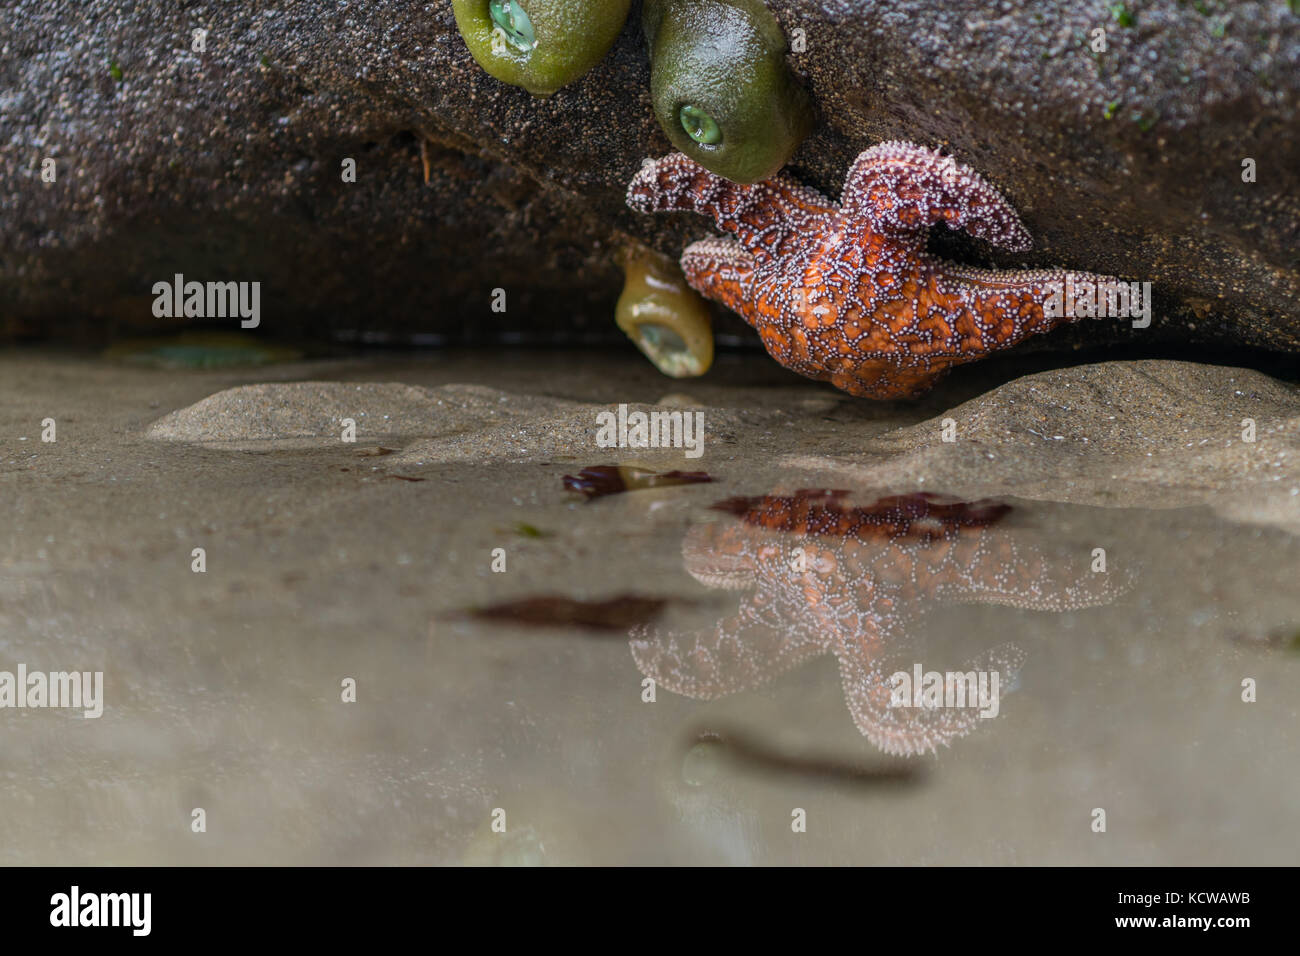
<box><xmin>788</xmin><ymin>359</ymin><xmax>1300</xmax><ymax>532</ymax></box>
<box><xmin>145</xmin><ymin>381</ymin><xmax>585</xmax><ymax>445</ymax></box>
<box><xmin>147</xmin><ymin>379</ymin><xmax>761</xmax><ymax>461</ymax></box>
<box><xmin>1</xmin><ymin>0</ymin><xmax>1297</xmax><ymax>358</ymax></box>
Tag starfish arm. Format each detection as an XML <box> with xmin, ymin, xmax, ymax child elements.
<box><xmin>627</xmin><ymin>152</ymin><xmax>835</xmax><ymax>262</ymax></box>
<box><xmin>830</xmin><ymin>262</ymin><xmax>1132</xmax><ymax>397</ymax></box>
<box><xmin>836</xmin><ymin>632</ymin><xmax>1027</xmax><ymax>757</ymax></box>
<box><xmin>680</xmin><ymin>237</ymin><xmax>756</xmax><ymax>316</ymax></box>
<box><xmin>930</xmin><ymin>265</ymin><xmax>1134</xmax><ymax>356</ymax></box>
<box><xmin>841</xmin><ymin>141</ymin><xmax>1033</xmax><ymax>252</ymax></box>
<box><xmin>628</xmin><ymin>593</ymin><xmax>826</xmax><ymax>700</ymax></box>
<box><xmin>927</xmin><ymin>527</ymin><xmax>1132</xmax><ymax>610</ymax></box>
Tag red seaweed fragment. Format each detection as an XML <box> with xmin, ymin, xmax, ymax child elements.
<box><xmin>460</xmin><ymin>594</ymin><xmax>668</xmax><ymax>632</ymax></box>
<box><xmin>709</xmin><ymin>490</ymin><xmax>1011</xmax><ymax>543</ymax></box>
<box><xmin>562</xmin><ymin>464</ymin><xmax>714</xmax><ymax>500</ymax></box>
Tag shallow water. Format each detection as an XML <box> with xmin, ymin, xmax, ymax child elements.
<box><xmin>2</xmin><ymin>349</ymin><xmax>1298</xmax><ymax>864</ymax></box>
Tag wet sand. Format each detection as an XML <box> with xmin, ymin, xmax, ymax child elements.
<box><xmin>2</xmin><ymin>348</ymin><xmax>1298</xmax><ymax>864</ymax></box>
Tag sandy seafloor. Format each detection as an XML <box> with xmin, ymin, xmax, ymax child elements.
<box><xmin>2</xmin><ymin>347</ymin><xmax>1299</xmax><ymax>865</ymax></box>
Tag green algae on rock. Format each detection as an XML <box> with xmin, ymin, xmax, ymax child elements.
<box><xmin>451</xmin><ymin>0</ymin><xmax>632</xmax><ymax>96</ymax></box>
<box><xmin>643</xmin><ymin>0</ymin><xmax>811</xmax><ymax>184</ymax></box>
<box><xmin>103</xmin><ymin>332</ymin><xmax>302</xmax><ymax>369</ymax></box>
<box><xmin>616</xmin><ymin>244</ymin><xmax>714</xmax><ymax>378</ymax></box>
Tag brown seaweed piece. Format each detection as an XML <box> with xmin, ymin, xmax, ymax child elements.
<box><xmin>562</xmin><ymin>464</ymin><xmax>714</xmax><ymax>500</ymax></box>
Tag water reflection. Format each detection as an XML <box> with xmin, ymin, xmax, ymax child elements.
<box><xmin>631</xmin><ymin>490</ymin><xmax>1127</xmax><ymax>756</ymax></box>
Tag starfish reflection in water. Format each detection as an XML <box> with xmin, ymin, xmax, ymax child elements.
<box><xmin>630</xmin><ymin>491</ymin><xmax>1127</xmax><ymax>756</ymax></box>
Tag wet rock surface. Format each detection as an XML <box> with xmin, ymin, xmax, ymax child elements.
<box><xmin>2</xmin><ymin>1</ymin><xmax>1297</xmax><ymax>358</ymax></box>
<box><xmin>790</xmin><ymin>359</ymin><xmax>1300</xmax><ymax>532</ymax></box>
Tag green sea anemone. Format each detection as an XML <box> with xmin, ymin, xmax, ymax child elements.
<box><xmin>616</xmin><ymin>245</ymin><xmax>714</xmax><ymax>378</ymax></box>
<box><xmin>451</xmin><ymin>0</ymin><xmax>632</xmax><ymax>97</ymax></box>
<box><xmin>643</xmin><ymin>0</ymin><xmax>811</xmax><ymax>183</ymax></box>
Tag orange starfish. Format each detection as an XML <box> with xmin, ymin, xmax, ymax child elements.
<box><xmin>629</xmin><ymin>490</ymin><xmax>1126</xmax><ymax>755</ymax></box>
<box><xmin>627</xmin><ymin>143</ymin><xmax>1124</xmax><ymax>398</ymax></box>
